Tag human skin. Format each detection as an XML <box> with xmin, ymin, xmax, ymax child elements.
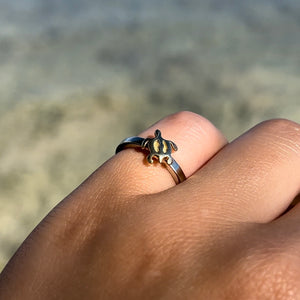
<box><xmin>0</xmin><ymin>111</ymin><xmax>300</xmax><ymax>299</ymax></box>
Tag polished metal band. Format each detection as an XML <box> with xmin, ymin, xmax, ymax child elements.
<box><xmin>116</xmin><ymin>133</ymin><xmax>186</xmax><ymax>184</ymax></box>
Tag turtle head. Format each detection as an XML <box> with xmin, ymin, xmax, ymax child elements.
<box><xmin>155</xmin><ymin>129</ymin><xmax>161</xmax><ymax>137</ymax></box>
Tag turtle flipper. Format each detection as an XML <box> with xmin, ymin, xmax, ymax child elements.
<box><xmin>147</xmin><ymin>154</ymin><xmax>154</xmax><ymax>164</ymax></box>
<box><xmin>170</xmin><ymin>141</ymin><xmax>178</xmax><ymax>151</ymax></box>
<box><xmin>166</xmin><ymin>156</ymin><xmax>173</xmax><ymax>165</ymax></box>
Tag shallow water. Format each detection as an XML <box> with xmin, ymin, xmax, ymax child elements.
<box><xmin>0</xmin><ymin>0</ymin><xmax>299</xmax><ymax>106</ymax></box>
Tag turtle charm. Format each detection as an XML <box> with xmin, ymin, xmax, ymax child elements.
<box><xmin>141</xmin><ymin>129</ymin><xmax>178</xmax><ymax>165</ymax></box>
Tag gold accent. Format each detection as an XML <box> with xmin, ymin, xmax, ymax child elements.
<box><xmin>153</xmin><ymin>139</ymin><xmax>160</xmax><ymax>152</ymax></box>
<box><xmin>162</xmin><ymin>140</ymin><xmax>168</xmax><ymax>153</ymax></box>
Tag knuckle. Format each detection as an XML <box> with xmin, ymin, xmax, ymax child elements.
<box><xmin>259</xmin><ymin>119</ymin><xmax>300</xmax><ymax>153</ymax></box>
<box><xmin>167</xmin><ymin>110</ymin><xmax>198</xmax><ymax>121</ymax></box>
<box><xmin>261</xmin><ymin>118</ymin><xmax>300</xmax><ymax>130</ymax></box>
<box><xmin>166</xmin><ymin>111</ymin><xmax>205</xmax><ymax>128</ymax></box>
<box><xmin>165</xmin><ymin>111</ymin><xmax>224</xmax><ymax>140</ymax></box>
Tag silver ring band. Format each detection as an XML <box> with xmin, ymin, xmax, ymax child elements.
<box><xmin>116</xmin><ymin>130</ymin><xmax>186</xmax><ymax>184</ymax></box>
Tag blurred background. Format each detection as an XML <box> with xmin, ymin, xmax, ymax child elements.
<box><xmin>0</xmin><ymin>0</ymin><xmax>299</xmax><ymax>271</ymax></box>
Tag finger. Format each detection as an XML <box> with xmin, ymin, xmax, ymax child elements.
<box><xmin>177</xmin><ymin>119</ymin><xmax>300</xmax><ymax>223</ymax></box>
<box><xmin>95</xmin><ymin>111</ymin><xmax>227</xmax><ymax>195</ymax></box>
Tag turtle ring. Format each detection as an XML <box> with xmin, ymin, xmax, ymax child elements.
<box><xmin>116</xmin><ymin>129</ymin><xmax>186</xmax><ymax>184</ymax></box>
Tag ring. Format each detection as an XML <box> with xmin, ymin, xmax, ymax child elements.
<box><xmin>116</xmin><ymin>129</ymin><xmax>186</xmax><ymax>184</ymax></box>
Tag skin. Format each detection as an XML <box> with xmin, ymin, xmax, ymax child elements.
<box><xmin>0</xmin><ymin>111</ymin><xmax>300</xmax><ymax>299</ymax></box>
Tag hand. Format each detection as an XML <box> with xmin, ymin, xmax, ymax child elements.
<box><xmin>0</xmin><ymin>111</ymin><xmax>300</xmax><ymax>299</ymax></box>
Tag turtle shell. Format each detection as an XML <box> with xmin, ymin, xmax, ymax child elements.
<box><xmin>143</xmin><ymin>129</ymin><xmax>177</xmax><ymax>165</ymax></box>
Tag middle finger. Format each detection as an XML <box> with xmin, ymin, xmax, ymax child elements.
<box><xmin>171</xmin><ymin>119</ymin><xmax>300</xmax><ymax>224</ymax></box>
